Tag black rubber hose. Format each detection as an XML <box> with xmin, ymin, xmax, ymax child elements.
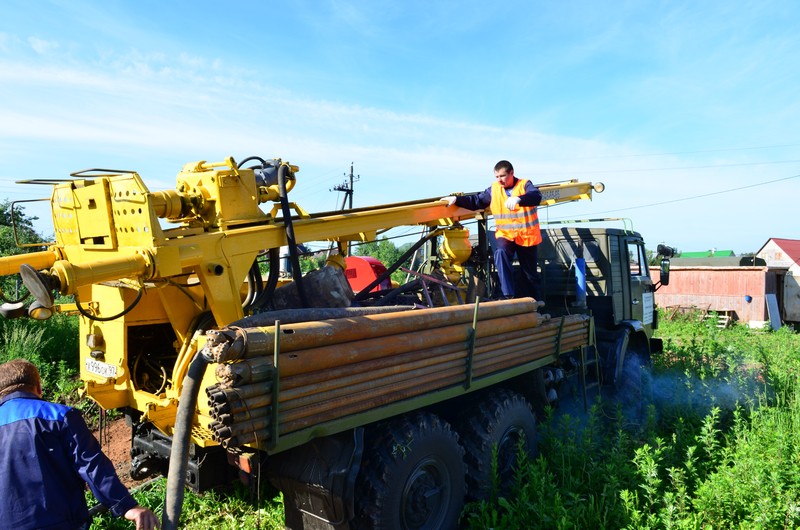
<box><xmin>242</xmin><ymin>260</ymin><xmax>259</xmax><ymax>310</ymax></box>
<box><xmin>250</xmin><ymin>259</ymin><xmax>264</xmax><ymax>308</ymax></box>
<box><xmin>252</xmin><ymin>247</ymin><xmax>280</xmax><ymax>311</ymax></box>
<box><xmin>237</xmin><ymin>156</ymin><xmax>268</xmax><ymax>169</ymax></box>
<box><xmin>162</xmin><ymin>351</ymin><xmax>210</xmax><ymax>530</ymax></box>
<box><xmin>277</xmin><ymin>165</ymin><xmax>308</xmax><ymax>307</ymax></box>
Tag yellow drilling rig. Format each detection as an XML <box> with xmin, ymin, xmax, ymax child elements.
<box><xmin>0</xmin><ymin>156</ymin><xmax>669</xmax><ymax>530</ymax></box>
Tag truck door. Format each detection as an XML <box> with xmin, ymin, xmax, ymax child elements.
<box><xmin>625</xmin><ymin>238</ymin><xmax>654</xmax><ymax>327</ymax></box>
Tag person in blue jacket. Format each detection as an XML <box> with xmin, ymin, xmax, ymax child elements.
<box><xmin>0</xmin><ymin>358</ymin><xmax>160</xmax><ymax>530</ymax></box>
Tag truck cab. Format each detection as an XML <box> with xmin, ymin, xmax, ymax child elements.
<box><xmin>534</xmin><ymin>226</ymin><xmax>663</xmax><ymax>388</ymax></box>
<box><xmin>538</xmin><ymin>229</ymin><xmax>656</xmax><ymax>333</ymax></box>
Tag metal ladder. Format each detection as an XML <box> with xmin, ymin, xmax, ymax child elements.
<box><xmin>579</xmin><ymin>318</ymin><xmax>601</xmax><ymax>410</ymax></box>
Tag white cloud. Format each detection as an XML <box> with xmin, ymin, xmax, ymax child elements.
<box><xmin>27</xmin><ymin>36</ymin><xmax>59</xmax><ymax>55</ymax></box>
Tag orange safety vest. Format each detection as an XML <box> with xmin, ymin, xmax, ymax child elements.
<box><xmin>490</xmin><ymin>179</ymin><xmax>542</xmax><ymax>246</ymax></box>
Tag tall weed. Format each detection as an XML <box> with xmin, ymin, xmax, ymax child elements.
<box><xmin>464</xmin><ymin>312</ymin><xmax>800</xmax><ymax>529</ymax></box>
<box><xmin>0</xmin><ymin>315</ymin><xmax>80</xmax><ymax>403</ymax></box>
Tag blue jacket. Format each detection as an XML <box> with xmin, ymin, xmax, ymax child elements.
<box><xmin>454</xmin><ymin>178</ymin><xmax>542</xmax><ymax>210</ymax></box>
<box><xmin>0</xmin><ymin>391</ymin><xmax>137</xmax><ymax>530</ymax></box>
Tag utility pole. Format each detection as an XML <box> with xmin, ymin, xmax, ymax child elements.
<box><xmin>331</xmin><ymin>162</ymin><xmax>359</xmax><ymax>210</ymax></box>
<box><xmin>328</xmin><ymin>163</ymin><xmax>360</xmax><ymax>258</ymax></box>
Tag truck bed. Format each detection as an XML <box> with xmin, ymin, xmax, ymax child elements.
<box><xmin>200</xmin><ymin>298</ymin><xmax>592</xmax><ymax>453</ymax></box>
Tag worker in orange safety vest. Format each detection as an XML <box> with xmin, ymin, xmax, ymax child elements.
<box><xmin>441</xmin><ymin>160</ymin><xmax>543</xmax><ymax>300</ymax></box>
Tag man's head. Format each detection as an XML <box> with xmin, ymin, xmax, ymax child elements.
<box><xmin>0</xmin><ymin>359</ymin><xmax>42</xmax><ymax>399</ymax></box>
<box><xmin>494</xmin><ymin>160</ymin><xmax>515</xmax><ymax>188</ymax></box>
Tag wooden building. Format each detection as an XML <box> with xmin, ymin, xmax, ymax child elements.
<box><xmin>653</xmin><ymin>238</ymin><xmax>800</xmax><ymax>327</ymax></box>
<box><xmin>756</xmin><ymin>238</ymin><xmax>800</xmax><ymax>322</ymax></box>
<box><xmin>652</xmin><ymin>264</ymin><xmax>775</xmax><ymax>326</ymax></box>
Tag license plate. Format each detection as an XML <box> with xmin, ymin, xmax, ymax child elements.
<box><xmin>85</xmin><ymin>359</ymin><xmax>118</xmax><ymax>378</ymax></box>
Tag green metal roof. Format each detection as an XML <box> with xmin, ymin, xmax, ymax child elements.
<box><xmin>679</xmin><ymin>250</ymin><xmax>735</xmax><ymax>258</ymax></box>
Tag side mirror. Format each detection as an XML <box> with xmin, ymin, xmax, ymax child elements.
<box><xmin>659</xmin><ymin>258</ymin><xmax>670</xmax><ymax>287</ymax></box>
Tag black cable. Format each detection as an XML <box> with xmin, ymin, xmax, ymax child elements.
<box><xmin>0</xmin><ymin>285</ymin><xmax>29</xmax><ymax>305</ymax></box>
<box><xmin>74</xmin><ymin>287</ymin><xmax>144</xmax><ymax>322</ymax></box>
<box><xmin>278</xmin><ymin>165</ymin><xmax>308</xmax><ymax>307</ymax></box>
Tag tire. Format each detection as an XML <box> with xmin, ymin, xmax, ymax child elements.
<box><xmin>600</xmin><ymin>328</ymin><xmax>651</xmax><ymax>418</ymax></box>
<box><xmin>455</xmin><ymin>389</ymin><xmax>538</xmax><ymax>500</ymax></box>
<box><xmin>617</xmin><ymin>343</ymin><xmax>653</xmax><ymax>417</ymax></box>
<box><xmin>353</xmin><ymin>412</ymin><xmax>466</xmax><ymax>530</ymax></box>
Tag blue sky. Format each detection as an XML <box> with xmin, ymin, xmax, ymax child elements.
<box><xmin>1</xmin><ymin>0</ymin><xmax>798</xmax><ymax>254</ymax></box>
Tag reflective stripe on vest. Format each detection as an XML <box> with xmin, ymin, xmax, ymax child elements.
<box><xmin>490</xmin><ymin>179</ymin><xmax>542</xmax><ymax>246</ymax></box>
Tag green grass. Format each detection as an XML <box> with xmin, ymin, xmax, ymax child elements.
<box><xmin>0</xmin><ymin>314</ymin><xmax>80</xmax><ymax>404</ymax></box>
<box><xmin>462</xmin><ymin>312</ymin><xmax>800</xmax><ymax>529</ymax></box>
<box><xmin>89</xmin><ymin>480</ymin><xmax>285</xmax><ymax>529</ymax></box>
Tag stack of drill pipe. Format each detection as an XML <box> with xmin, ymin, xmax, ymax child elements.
<box><xmin>203</xmin><ymin>299</ymin><xmax>590</xmax><ymax>448</ymax></box>
<box><xmin>207</xmin><ymin>309</ymin><xmax>589</xmax><ymax>448</ymax></box>
<box><xmin>204</xmin><ymin>298</ymin><xmax>542</xmax><ymax>364</ymax></box>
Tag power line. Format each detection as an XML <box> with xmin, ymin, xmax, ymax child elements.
<box><xmin>554</xmin><ymin>142</ymin><xmax>800</xmax><ymax>162</ymax></box>
<box><xmin>537</xmin><ymin>158</ymin><xmax>800</xmax><ymax>177</ymax></box>
<box><xmin>553</xmin><ymin>173</ymin><xmax>800</xmax><ymax>217</ymax></box>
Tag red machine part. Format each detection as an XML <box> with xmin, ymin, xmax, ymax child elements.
<box><xmin>345</xmin><ymin>255</ymin><xmax>392</xmax><ymax>293</ymax></box>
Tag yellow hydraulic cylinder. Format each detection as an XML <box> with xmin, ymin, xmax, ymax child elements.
<box><xmin>50</xmin><ymin>253</ymin><xmax>151</xmax><ymax>294</ymax></box>
<box><xmin>0</xmin><ymin>250</ymin><xmax>58</xmax><ymax>276</ymax></box>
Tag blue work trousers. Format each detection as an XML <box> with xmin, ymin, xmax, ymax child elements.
<box><xmin>494</xmin><ymin>237</ymin><xmax>542</xmax><ymax>300</ymax></box>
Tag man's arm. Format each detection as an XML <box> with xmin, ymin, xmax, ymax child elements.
<box><xmin>517</xmin><ymin>180</ymin><xmax>542</xmax><ymax>207</ymax></box>
<box><xmin>454</xmin><ymin>185</ymin><xmax>493</xmax><ymax>210</ymax></box>
<box><xmin>63</xmin><ymin>409</ymin><xmax>159</xmax><ymax>528</ymax></box>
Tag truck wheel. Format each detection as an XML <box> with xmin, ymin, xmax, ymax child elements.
<box><xmin>597</xmin><ymin>328</ymin><xmax>636</xmax><ymax>394</ymax></box>
<box><xmin>620</xmin><ymin>343</ymin><xmax>654</xmax><ymax>403</ymax></box>
<box><xmin>455</xmin><ymin>388</ymin><xmax>537</xmax><ymax>500</ymax></box>
<box><xmin>608</xmin><ymin>330</ymin><xmax>652</xmax><ymax>418</ymax></box>
<box><xmin>353</xmin><ymin>412</ymin><xmax>465</xmax><ymax>530</ymax></box>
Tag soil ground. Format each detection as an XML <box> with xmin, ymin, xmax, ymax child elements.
<box><xmin>92</xmin><ymin>418</ymin><xmax>148</xmax><ymax>489</ymax></box>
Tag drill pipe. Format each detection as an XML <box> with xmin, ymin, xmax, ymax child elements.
<box><xmin>210</xmin><ymin>394</ymin><xmax>271</xmax><ymax>416</ymax></box>
<box><xmin>276</xmin><ymin>328</ymin><xmax>587</xmax><ymax>421</ymax></box>
<box><xmin>213</xmin><ymin>415</ymin><xmax>270</xmax><ymax>441</ymax></box>
<box><xmin>205</xmin><ymin>298</ymin><xmax>541</xmax><ymax>363</ymax></box>
<box><xmin>213</xmin><ymin>332</ymin><xmax>578</xmax><ymax>447</ymax></box>
<box><xmin>271</xmin><ymin>312</ymin><xmax>541</xmax><ymax>376</ymax></box>
<box><xmin>206</xmin><ymin>382</ymin><xmax>273</xmax><ymax>404</ymax></box>
<box><xmin>281</xmin><ymin>371</ymin><xmax>468</xmax><ymax>434</ymax></box>
<box><xmin>277</xmin><ymin>319</ymin><xmax>583</xmax><ymax>395</ymax></box>
<box><xmin>209</xmin><ymin>314</ymin><xmax>588</xmax><ymax>444</ymax></box>
<box><xmin>222</xmin><ymin>430</ymin><xmax>270</xmax><ymax>449</ymax></box>
<box><xmin>215</xmin><ymin>357</ymin><xmax>275</xmax><ymax>388</ymax></box>
<box><xmin>227</xmin><ymin>305</ymin><xmax>417</xmax><ymax>328</ymax></box>
<box><xmin>276</xmin><ymin>326</ymin><xmax>587</xmax><ymax>411</ymax></box>
<box><xmin>214</xmin><ymin>334</ymin><xmax>587</xmax><ymax>447</ymax></box>
<box><xmin>206</xmin><ymin>316</ymin><xmax>587</xmax><ymax>414</ymax></box>
<box><xmin>208</xmin><ymin>321</ymin><xmax>568</xmax><ymax>413</ymax></box>
<box><xmin>213</xmin><ymin>405</ymin><xmax>270</xmax><ymax>426</ymax></box>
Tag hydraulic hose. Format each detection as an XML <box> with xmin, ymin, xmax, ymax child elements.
<box><xmin>252</xmin><ymin>247</ymin><xmax>280</xmax><ymax>311</ymax></box>
<box><xmin>242</xmin><ymin>260</ymin><xmax>261</xmax><ymax>311</ymax></box>
<box><xmin>277</xmin><ymin>164</ymin><xmax>308</xmax><ymax>307</ymax></box>
<box><xmin>162</xmin><ymin>351</ymin><xmax>210</xmax><ymax>530</ymax></box>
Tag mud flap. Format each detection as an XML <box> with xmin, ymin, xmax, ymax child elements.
<box><xmin>268</xmin><ymin>428</ymin><xmax>364</xmax><ymax>530</ymax></box>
